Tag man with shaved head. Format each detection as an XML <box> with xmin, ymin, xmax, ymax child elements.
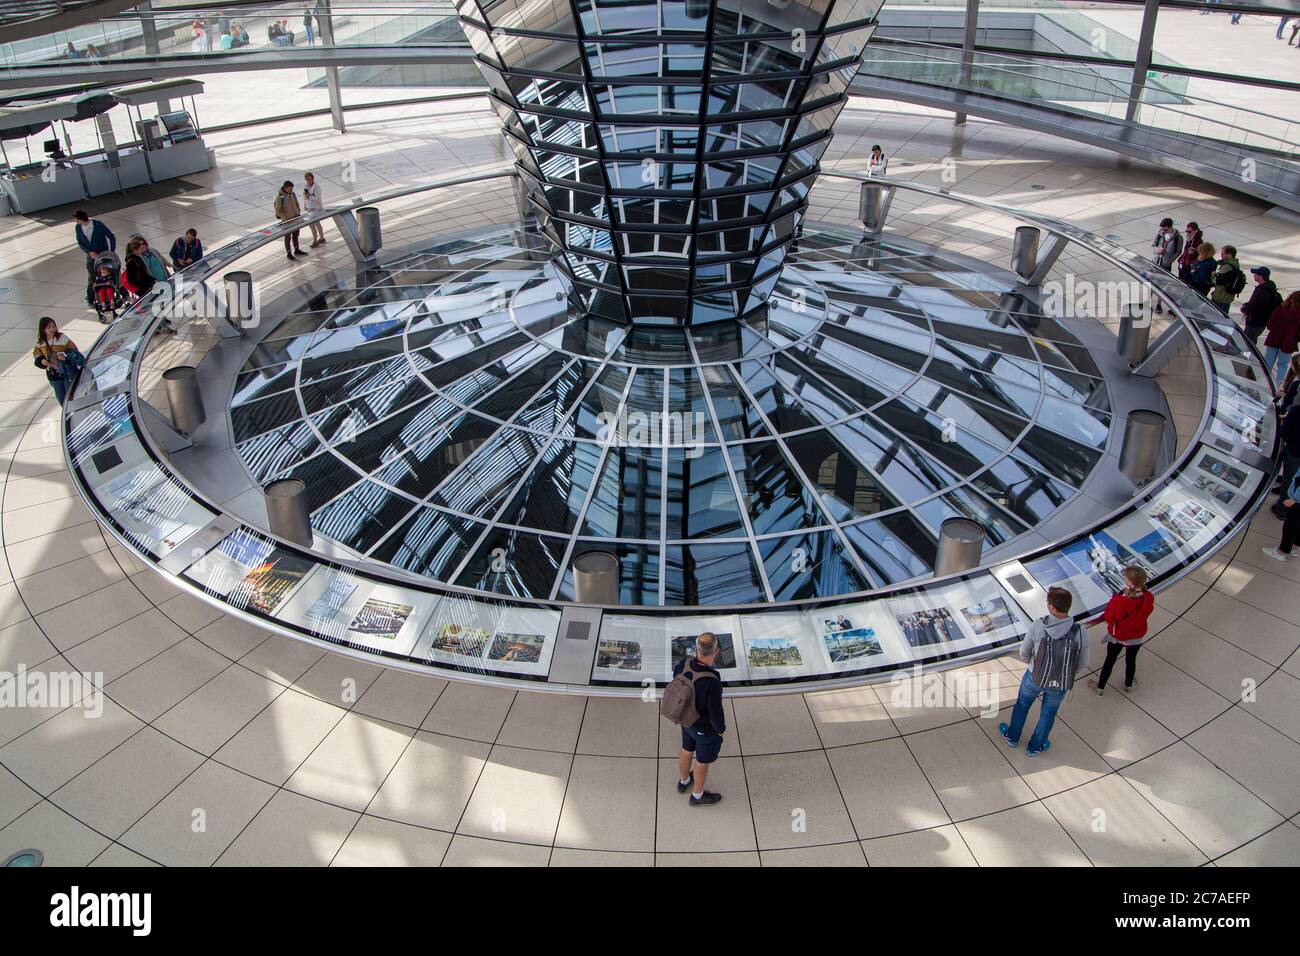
<box><xmin>673</xmin><ymin>632</ymin><xmax>726</xmax><ymax>806</ymax></box>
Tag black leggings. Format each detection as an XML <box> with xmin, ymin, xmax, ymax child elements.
<box><xmin>1097</xmin><ymin>641</ymin><xmax>1140</xmax><ymax>690</ymax></box>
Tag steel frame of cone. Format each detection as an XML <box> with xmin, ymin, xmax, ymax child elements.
<box><xmin>455</xmin><ymin>0</ymin><xmax>884</xmax><ymax>326</ymax></box>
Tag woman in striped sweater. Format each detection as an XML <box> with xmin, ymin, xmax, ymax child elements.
<box><xmin>33</xmin><ymin>317</ymin><xmax>85</xmax><ymax>406</ymax></box>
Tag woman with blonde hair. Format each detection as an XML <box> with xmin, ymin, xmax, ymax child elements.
<box><xmin>1091</xmin><ymin>565</ymin><xmax>1153</xmax><ymax>695</ymax></box>
<box><xmin>1187</xmin><ymin>242</ymin><xmax>1216</xmax><ymax>295</ymax></box>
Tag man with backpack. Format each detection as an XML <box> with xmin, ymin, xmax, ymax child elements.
<box><xmin>999</xmin><ymin>587</ymin><xmax>1089</xmax><ymax>757</ymax></box>
<box><xmin>1211</xmin><ymin>245</ymin><xmax>1246</xmax><ymax>318</ymax></box>
<box><xmin>663</xmin><ymin>632</ymin><xmax>726</xmax><ymax>806</ymax></box>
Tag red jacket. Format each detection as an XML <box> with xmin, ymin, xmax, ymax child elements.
<box><xmin>1264</xmin><ymin>306</ymin><xmax>1300</xmax><ymax>353</ymax></box>
<box><xmin>1103</xmin><ymin>589</ymin><xmax>1154</xmax><ymax>642</ymax></box>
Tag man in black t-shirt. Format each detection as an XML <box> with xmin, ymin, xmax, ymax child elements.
<box><xmin>674</xmin><ymin>632</ymin><xmax>726</xmax><ymax>807</ymax></box>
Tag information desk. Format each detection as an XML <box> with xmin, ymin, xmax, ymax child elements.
<box><xmin>140</xmin><ymin>136</ymin><xmax>209</xmax><ymax>181</ymax></box>
<box><xmin>111</xmin><ymin>79</ymin><xmax>211</xmax><ymax>184</ymax></box>
<box><xmin>77</xmin><ymin>149</ymin><xmax>151</xmax><ymax>196</ymax></box>
<box><xmin>0</xmin><ymin>100</ymin><xmax>85</xmax><ymax>213</ymax></box>
<box><xmin>0</xmin><ymin>161</ymin><xmax>88</xmax><ymax>213</ymax></box>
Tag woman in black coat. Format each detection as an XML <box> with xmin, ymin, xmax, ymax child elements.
<box><xmin>124</xmin><ymin>238</ymin><xmax>155</xmax><ymax>299</ymax></box>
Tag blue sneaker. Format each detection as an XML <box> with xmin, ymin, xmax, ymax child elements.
<box><xmin>1026</xmin><ymin>740</ymin><xmax>1052</xmax><ymax>758</ymax></box>
<box><xmin>998</xmin><ymin>722</ymin><xmax>1017</xmax><ymax>748</ymax></box>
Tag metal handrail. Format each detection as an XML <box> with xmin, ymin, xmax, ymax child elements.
<box><xmin>58</xmin><ymin>170</ymin><xmax>1277</xmax><ymax>695</ymax></box>
<box><xmin>867</xmin><ymin>37</ymin><xmax>1300</xmax><ymax>156</ymax></box>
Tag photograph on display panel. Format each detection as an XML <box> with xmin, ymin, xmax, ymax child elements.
<box><xmin>1022</xmin><ymin>530</ymin><xmax>1149</xmax><ymax>612</ymax></box>
<box><xmin>885</xmin><ymin>575</ymin><xmax>1030</xmax><ymax>660</ymax></box>
<box><xmin>99</xmin><ymin>463</ymin><xmax>213</xmax><ymax>559</ymax></box>
<box><xmin>182</xmin><ymin>531</ymin><xmax>315</xmax><ymax>618</ymax></box>
<box><xmin>416</xmin><ymin>597</ymin><xmax>558</xmax><ymax>677</ymax></box>
<box><xmin>736</xmin><ymin>610</ymin><xmax>820</xmax><ymax>679</ymax></box>
<box><xmin>594</xmin><ymin>614</ymin><xmax>744</xmax><ymax>683</ymax></box>
<box><xmin>270</xmin><ymin>566</ymin><xmax>433</xmax><ymax>658</ymax></box>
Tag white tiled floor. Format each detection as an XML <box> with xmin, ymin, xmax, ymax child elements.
<box><xmin>0</xmin><ymin>91</ymin><xmax>1297</xmax><ymax>866</ymax></box>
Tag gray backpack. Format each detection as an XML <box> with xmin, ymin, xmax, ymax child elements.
<box><xmin>1030</xmin><ymin>621</ymin><xmax>1082</xmax><ymax>692</ymax></box>
<box><xmin>660</xmin><ymin>664</ymin><xmax>718</xmax><ymax>727</ymax></box>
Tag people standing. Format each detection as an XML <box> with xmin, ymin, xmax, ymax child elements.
<box><xmin>275</xmin><ymin>181</ymin><xmax>306</xmax><ymax>261</ymax></box>
<box><xmin>130</xmin><ymin>235</ymin><xmax>170</xmax><ymax>286</ymax></box>
<box><xmin>73</xmin><ymin>210</ymin><xmax>116</xmax><ymax>307</ymax></box>
<box><xmin>124</xmin><ymin>237</ymin><xmax>156</xmax><ymax>299</ymax></box>
<box><xmin>1210</xmin><ymin>244</ymin><xmax>1244</xmax><ymax>318</ymax></box>
<box><xmin>1262</xmin><ymin>470</ymin><xmax>1300</xmax><ymax>563</ymax></box>
<box><xmin>193</xmin><ymin>19</ymin><xmax>208</xmax><ymax>53</ymax></box>
<box><xmin>1000</xmin><ymin>587</ymin><xmax>1087</xmax><ymax>757</ymax></box>
<box><xmin>304</xmin><ymin>8</ymin><xmax>316</xmax><ymax>45</ymax></box>
<box><xmin>1090</xmin><ymin>566</ymin><xmax>1154</xmax><ymax>696</ymax></box>
<box><xmin>1188</xmin><ymin>242</ymin><xmax>1217</xmax><ymax>295</ymax></box>
<box><xmin>867</xmin><ymin>144</ymin><xmax>888</xmax><ymax>178</ymax></box>
<box><xmin>1240</xmin><ymin>266</ymin><xmax>1282</xmax><ymax>346</ymax></box>
<box><xmin>1263</xmin><ymin>291</ymin><xmax>1300</xmax><ymax>382</ymax></box>
<box><xmin>1277</xmin><ymin>353</ymin><xmax>1300</xmax><ymax>406</ymax></box>
<box><xmin>664</xmin><ymin>632</ymin><xmax>726</xmax><ymax>806</ymax></box>
<box><xmin>1150</xmin><ymin>217</ymin><xmax>1183</xmax><ymax>273</ymax></box>
<box><xmin>1176</xmin><ymin>221</ymin><xmax>1202</xmax><ymax>285</ymax></box>
<box><xmin>1273</xmin><ymin>395</ymin><xmax>1300</xmax><ymax>519</ymax></box>
<box><xmin>169</xmin><ymin>228</ymin><xmax>204</xmax><ymax>270</ymax></box>
<box><xmin>302</xmin><ymin>172</ymin><xmax>326</xmax><ymax>247</ymax></box>
<box><xmin>33</xmin><ymin>317</ymin><xmax>85</xmax><ymax>406</ymax></box>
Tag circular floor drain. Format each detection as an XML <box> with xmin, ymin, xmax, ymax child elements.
<box><xmin>1030</xmin><ymin>184</ymin><xmax>1046</xmax><ymax>190</ymax></box>
<box><xmin>3</xmin><ymin>849</ymin><xmax>43</xmax><ymax>867</ymax></box>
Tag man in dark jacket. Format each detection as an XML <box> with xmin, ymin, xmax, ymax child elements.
<box><xmin>674</xmin><ymin>632</ymin><xmax>726</xmax><ymax>806</ymax></box>
<box><xmin>73</xmin><ymin>210</ymin><xmax>115</xmax><ymax>306</ymax></box>
<box><xmin>1241</xmin><ymin>267</ymin><xmax>1282</xmax><ymax>346</ymax></box>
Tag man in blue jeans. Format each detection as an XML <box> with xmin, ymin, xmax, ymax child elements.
<box><xmin>1000</xmin><ymin>586</ymin><xmax>1088</xmax><ymax>757</ymax></box>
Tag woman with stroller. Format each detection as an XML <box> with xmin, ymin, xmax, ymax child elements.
<box><xmin>33</xmin><ymin>317</ymin><xmax>85</xmax><ymax>406</ymax></box>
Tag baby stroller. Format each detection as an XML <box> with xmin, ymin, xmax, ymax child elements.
<box><xmin>90</xmin><ymin>251</ymin><xmax>127</xmax><ymax>323</ymax></box>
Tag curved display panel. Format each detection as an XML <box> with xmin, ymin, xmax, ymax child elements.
<box><xmin>62</xmin><ymin>173</ymin><xmax>1278</xmax><ymax>695</ymax></box>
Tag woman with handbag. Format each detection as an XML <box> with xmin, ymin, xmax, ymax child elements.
<box><xmin>33</xmin><ymin>317</ymin><xmax>85</xmax><ymax>406</ymax></box>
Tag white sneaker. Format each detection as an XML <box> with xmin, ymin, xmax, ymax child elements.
<box><xmin>1262</xmin><ymin>547</ymin><xmax>1289</xmax><ymax>562</ymax></box>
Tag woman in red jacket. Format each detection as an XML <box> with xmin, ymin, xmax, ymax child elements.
<box><xmin>1263</xmin><ymin>291</ymin><xmax>1300</xmax><ymax>383</ymax></box>
<box><xmin>1091</xmin><ymin>565</ymin><xmax>1154</xmax><ymax>696</ymax></box>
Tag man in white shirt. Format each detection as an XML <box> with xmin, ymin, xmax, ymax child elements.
<box><xmin>867</xmin><ymin>145</ymin><xmax>888</xmax><ymax>178</ymax></box>
<box><xmin>303</xmin><ymin>171</ymin><xmax>326</xmax><ymax>248</ymax></box>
